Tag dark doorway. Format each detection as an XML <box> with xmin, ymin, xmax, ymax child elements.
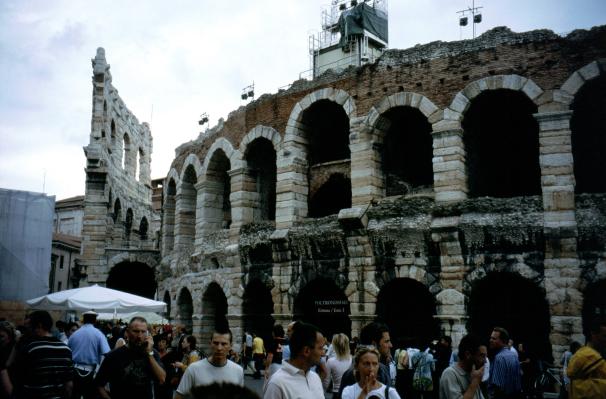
<box><xmin>243</xmin><ymin>279</ymin><xmax>274</xmax><ymax>344</ymax></box>
<box><xmin>245</xmin><ymin>138</ymin><xmax>277</xmax><ymax>221</ymax></box>
<box><xmin>571</xmin><ymin>75</ymin><xmax>606</xmax><ymax>193</ymax></box>
<box><xmin>582</xmin><ymin>279</ymin><xmax>606</xmax><ymax>339</ymax></box>
<box><xmin>293</xmin><ymin>278</ymin><xmax>351</xmax><ymax>339</ymax></box>
<box><xmin>302</xmin><ymin>99</ymin><xmax>350</xmax><ymax>165</ymax></box>
<box><xmin>381</xmin><ymin>106</ymin><xmax>434</xmax><ymax>196</ymax></box>
<box><xmin>163</xmin><ymin>290</ymin><xmax>172</xmax><ymax>322</ymax></box>
<box><xmin>468</xmin><ymin>272</ymin><xmax>552</xmax><ymax>361</ymax></box>
<box><xmin>201</xmin><ymin>282</ymin><xmax>228</xmax><ymax>345</ymax></box>
<box><xmin>308</xmin><ymin>174</ymin><xmax>352</xmax><ymax>217</ymax></box>
<box><xmin>463</xmin><ymin>89</ymin><xmax>541</xmax><ymax>197</ymax></box>
<box><xmin>207</xmin><ymin>150</ymin><xmax>232</xmax><ymax>229</ymax></box>
<box><xmin>177</xmin><ymin>288</ymin><xmax>193</xmax><ymax>332</ymax></box>
<box><xmin>106</xmin><ymin>261</ymin><xmax>156</xmax><ymax>299</ymax></box>
<box><xmin>376</xmin><ymin>278</ymin><xmax>439</xmax><ymax>349</ymax></box>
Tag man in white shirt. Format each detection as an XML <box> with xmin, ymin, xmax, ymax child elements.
<box><xmin>264</xmin><ymin>322</ymin><xmax>325</xmax><ymax>399</ymax></box>
<box><xmin>176</xmin><ymin>327</ymin><xmax>244</xmax><ymax>398</ymax></box>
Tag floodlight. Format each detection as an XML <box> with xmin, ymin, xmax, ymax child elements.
<box><xmin>241</xmin><ymin>93</ymin><xmax>248</xmax><ymax>100</ymax></box>
<box><xmin>459</xmin><ymin>17</ymin><xmax>468</xmax><ymax>26</ymax></box>
<box><xmin>474</xmin><ymin>14</ymin><xmax>482</xmax><ymax>23</ymax></box>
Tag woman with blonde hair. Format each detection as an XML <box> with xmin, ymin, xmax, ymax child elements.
<box><xmin>323</xmin><ymin>333</ymin><xmax>353</xmax><ymax>399</ymax></box>
<box><xmin>341</xmin><ymin>346</ymin><xmax>401</xmax><ymax>399</ymax></box>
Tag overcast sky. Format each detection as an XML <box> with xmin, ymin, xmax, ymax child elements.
<box><xmin>1</xmin><ymin>0</ymin><xmax>604</xmax><ymax>200</ymax></box>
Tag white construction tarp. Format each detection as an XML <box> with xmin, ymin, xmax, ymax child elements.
<box><xmin>26</xmin><ymin>284</ymin><xmax>167</xmax><ymax>313</ymax></box>
<box><xmin>0</xmin><ymin>189</ymin><xmax>55</xmax><ymax>301</ymax></box>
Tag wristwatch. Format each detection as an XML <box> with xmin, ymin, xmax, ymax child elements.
<box><xmin>148</xmin><ymin>351</ymin><xmax>154</xmax><ymax>356</ymax></box>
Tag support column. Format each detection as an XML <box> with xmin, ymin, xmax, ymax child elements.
<box><xmin>275</xmin><ymin>134</ymin><xmax>309</xmax><ymax>229</ymax></box>
<box><xmin>431</xmin><ymin>121</ymin><xmax>468</xmax><ymax>203</ymax></box>
<box><xmin>228</xmin><ymin>167</ymin><xmax>257</xmax><ymax>232</ymax></box>
<box><xmin>535</xmin><ymin>110</ymin><xmax>583</xmax><ymax>361</ymax></box>
<box><xmin>350</xmin><ymin>116</ymin><xmax>385</xmax><ymax>206</ymax></box>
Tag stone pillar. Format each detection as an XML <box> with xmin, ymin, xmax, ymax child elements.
<box><xmin>350</xmin><ymin>116</ymin><xmax>385</xmax><ymax>206</ymax></box>
<box><xmin>228</xmin><ymin>167</ymin><xmax>256</xmax><ymax>231</ymax></box>
<box><xmin>174</xmin><ymin>184</ymin><xmax>197</xmax><ymax>252</ymax></box>
<box><xmin>431</xmin><ymin>118</ymin><xmax>468</xmax><ymax>203</ymax></box>
<box><xmin>161</xmin><ymin>195</ymin><xmax>175</xmax><ymax>253</ymax></box>
<box><xmin>535</xmin><ymin>110</ymin><xmax>583</xmax><ymax>361</ymax></box>
<box><xmin>270</xmin><ymin>229</ymin><xmax>293</xmax><ymax>319</ymax></box>
<box><xmin>432</xmin><ymin>217</ymin><xmax>467</xmax><ymax>293</ymax></box>
<box><xmin>275</xmin><ymin>137</ymin><xmax>308</xmax><ymax>229</ymax></box>
<box><xmin>435</xmin><ymin>289</ymin><xmax>467</xmax><ymax>346</ymax></box>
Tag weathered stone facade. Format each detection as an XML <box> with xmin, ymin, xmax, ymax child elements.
<box><xmin>76</xmin><ymin>26</ymin><xmax>605</xmax><ymax>361</ymax></box>
<box><xmin>80</xmin><ymin>48</ymin><xmax>160</xmax><ymax>298</ymax></box>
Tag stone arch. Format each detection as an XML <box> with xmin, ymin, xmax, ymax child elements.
<box><xmin>122</xmin><ymin>133</ymin><xmax>132</xmax><ymax>172</ymax></box>
<box><xmin>239</xmin><ymin>125</ymin><xmax>282</xmax><ymax>155</ymax></box>
<box><xmin>453</xmin><ymin>76</ymin><xmax>543</xmax><ymax>198</ymax></box>
<box><xmin>293</xmin><ymin>277</ymin><xmax>352</xmax><ymax>339</ymax></box>
<box><xmin>277</xmin><ymin>88</ymin><xmax>356</xmax><ymax>225</ymax></box>
<box><xmin>139</xmin><ymin>216</ymin><xmax>148</xmax><ymax>240</ymax></box>
<box><xmin>466</xmin><ymin>270</ymin><xmax>552</xmax><ymax>360</ymax></box>
<box><xmin>163</xmin><ymin>170</ymin><xmax>179</xmax><ymax>253</ymax></box>
<box><xmin>242</xmin><ymin>278</ymin><xmax>275</xmax><ymax>343</ymax></box>
<box><xmin>376</xmin><ymin>277</ymin><xmax>439</xmax><ymax>348</ymax></box>
<box><xmin>112</xmin><ymin>197</ymin><xmax>122</xmax><ymax>223</ymax></box>
<box><xmin>124</xmin><ymin>208</ymin><xmax>134</xmax><ymax>240</ymax></box>
<box><xmin>201</xmin><ymin>137</ymin><xmax>241</xmax><ymax>176</ymax></box>
<box><xmin>200</xmin><ymin>146</ymin><xmax>233</xmax><ymax>232</ymax></box>
<box><xmin>242</xmin><ymin>131</ymin><xmax>279</xmax><ymax>222</ymax></box>
<box><xmin>179</xmin><ymin>154</ymin><xmax>203</xmax><ymax>185</ymax></box>
<box><xmin>448</xmin><ymin>75</ymin><xmax>544</xmax><ymax>120</ymax></box>
<box><xmin>106</xmin><ymin>253</ymin><xmax>158</xmax><ymax>299</ymax></box>
<box><xmin>175</xmin><ymin>156</ymin><xmax>201</xmax><ymax>250</ymax></box>
<box><xmin>565</xmin><ymin>60</ymin><xmax>606</xmax><ymax>194</ymax></box>
<box><xmin>176</xmin><ymin>286</ymin><xmax>194</xmax><ymax>332</ymax></box>
<box><xmin>200</xmin><ymin>281</ymin><xmax>229</xmax><ymax>350</ymax></box>
<box><xmin>367</xmin><ymin>92</ymin><xmax>438</xmax><ymax>197</ymax></box>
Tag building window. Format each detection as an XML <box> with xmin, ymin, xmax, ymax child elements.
<box><xmin>60</xmin><ymin>256</ymin><xmax>64</xmax><ymax>269</ymax></box>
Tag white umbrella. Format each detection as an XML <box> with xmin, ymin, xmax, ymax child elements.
<box><xmin>96</xmin><ymin>311</ymin><xmax>166</xmax><ymax>324</ymax></box>
<box><xmin>26</xmin><ymin>284</ymin><xmax>166</xmax><ymax>313</ymax></box>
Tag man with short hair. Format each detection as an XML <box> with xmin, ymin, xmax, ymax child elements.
<box><xmin>263</xmin><ymin>322</ymin><xmax>325</xmax><ymax>399</ymax></box>
<box><xmin>338</xmin><ymin>322</ymin><xmax>393</xmax><ymax>397</ymax></box>
<box><xmin>439</xmin><ymin>334</ymin><xmax>487</xmax><ymax>399</ymax></box>
<box><xmin>12</xmin><ymin>310</ymin><xmax>74</xmax><ymax>399</ymax></box>
<box><xmin>567</xmin><ymin>317</ymin><xmax>606</xmax><ymax>398</ymax></box>
<box><xmin>488</xmin><ymin>327</ymin><xmax>521</xmax><ymax>399</ymax></box>
<box><xmin>69</xmin><ymin>310</ymin><xmax>110</xmax><ymax>399</ymax></box>
<box><xmin>175</xmin><ymin>327</ymin><xmax>244</xmax><ymax>398</ymax></box>
<box><xmin>281</xmin><ymin>321</ymin><xmax>297</xmax><ymax>362</ymax></box>
<box><xmin>94</xmin><ymin>316</ymin><xmax>166</xmax><ymax>399</ymax></box>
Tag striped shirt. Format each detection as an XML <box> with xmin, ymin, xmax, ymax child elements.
<box><xmin>13</xmin><ymin>336</ymin><xmax>74</xmax><ymax>399</ymax></box>
<box><xmin>489</xmin><ymin>348</ymin><xmax>521</xmax><ymax>395</ymax></box>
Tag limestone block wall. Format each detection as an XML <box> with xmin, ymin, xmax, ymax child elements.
<box><xmin>156</xmin><ymin>27</ymin><xmax>606</xmax><ymax>358</ymax></box>
<box><xmin>81</xmin><ymin>48</ymin><xmax>159</xmax><ymax>289</ymax></box>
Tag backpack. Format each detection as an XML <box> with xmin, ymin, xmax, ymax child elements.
<box><xmin>411</xmin><ymin>352</ymin><xmax>433</xmax><ymax>392</ymax></box>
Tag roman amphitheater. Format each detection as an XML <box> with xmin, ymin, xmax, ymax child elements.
<box><xmin>80</xmin><ymin>25</ymin><xmax>606</xmax><ymax>360</ymax></box>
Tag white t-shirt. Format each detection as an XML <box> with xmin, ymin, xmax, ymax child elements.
<box><xmin>324</xmin><ymin>357</ymin><xmax>352</xmax><ymax>392</ymax></box>
<box><xmin>176</xmin><ymin>358</ymin><xmax>244</xmax><ymax>395</ymax></box>
<box><xmin>341</xmin><ymin>382</ymin><xmax>401</xmax><ymax>399</ymax></box>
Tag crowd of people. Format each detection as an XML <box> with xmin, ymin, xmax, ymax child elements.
<box><xmin>0</xmin><ymin>311</ymin><xmax>604</xmax><ymax>399</ymax></box>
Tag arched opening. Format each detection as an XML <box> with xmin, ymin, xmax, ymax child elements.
<box><xmin>308</xmin><ymin>174</ymin><xmax>351</xmax><ymax>217</ymax></box>
<box><xmin>110</xmin><ymin>120</ymin><xmax>116</xmax><ymax>142</ymax></box>
<box><xmin>243</xmin><ymin>279</ymin><xmax>274</xmax><ymax>344</ymax></box>
<box><xmin>164</xmin><ymin>179</ymin><xmax>177</xmax><ymax>251</ymax></box>
<box><xmin>163</xmin><ymin>290</ymin><xmax>172</xmax><ymax>322</ymax></box>
<box><xmin>205</xmin><ymin>150</ymin><xmax>231</xmax><ymax>230</ymax></box>
<box><xmin>571</xmin><ymin>75</ymin><xmax>606</xmax><ymax>193</ymax></box>
<box><xmin>463</xmin><ymin>89</ymin><xmax>541</xmax><ymax>198</ymax></box>
<box><xmin>468</xmin><ymin>272</ymin><xmax>552</xmax><ymax>361</ymax></box>
<box><xmin>139</xmin><ymin>217</ymin><xmax>148</xmax><ymax>240</ymax></box>
<box><xmin>245</xmin><ymin>138</ymin><xmax>277</xmax><ymax>221</ymax></box>
<box><xmin>582</xmin><ymin>279</ymin><xmax>606</xmax><ymax>339</ymax></box>
<box><xmin>125</xmin><ymin>208</ymin><xmax>133</xmax><ymax>240</ymax></box>
<box><xmin>381</xmin><ymin>106</ymin><xmax>433</xmax><ymax>196</ymax></box>
<box><xmin>293</xmin><ymin>278</ymin><xmax>351</xmax><ymax>339</ymax></box>
<box><xmin>177</xmin><ymin>287</ymin><xmax>193</xmax><ymax>332</ymax></box>
<box><xmin>107</xmin><ymin>261</ymin><xmax>157</xmax><ymax>299</ymax></box>
<box><xmin>376</xmin><ymin>278</ymin><xmax>438</xmax><ymax>349</ymax></box>
<box><xmin>112</xmin><ymin>198</ymin><xmax>121</xmax><ymax>223</ymax></box>
<box><xmin>201</xmin><ymin>282</ymin><xmax>228</xmax><ymax>344</ymax></box>
<box><xmin>123</xmin><ymin>134</ymin><xmax>131</xmax><ymax>171</ymax></box>
<box><xmin>138</xmin><ymin>148</ymin><xmax>145</xmax><ymax>182</ymax></box>
<box><xmin>176</xmin><ymin>165</ymin><xmax>198</xmax><ymax>248</ymax></box>
<box><xmin>302</xmin><ymin>99</ymin><xmax>350</xmax><ymax>165</ymax></box>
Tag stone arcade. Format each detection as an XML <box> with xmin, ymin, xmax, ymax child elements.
<box><xmin>79</xmin><ymin>27</ymin><xmax>606</xmax><ymax>361</ymax></box>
